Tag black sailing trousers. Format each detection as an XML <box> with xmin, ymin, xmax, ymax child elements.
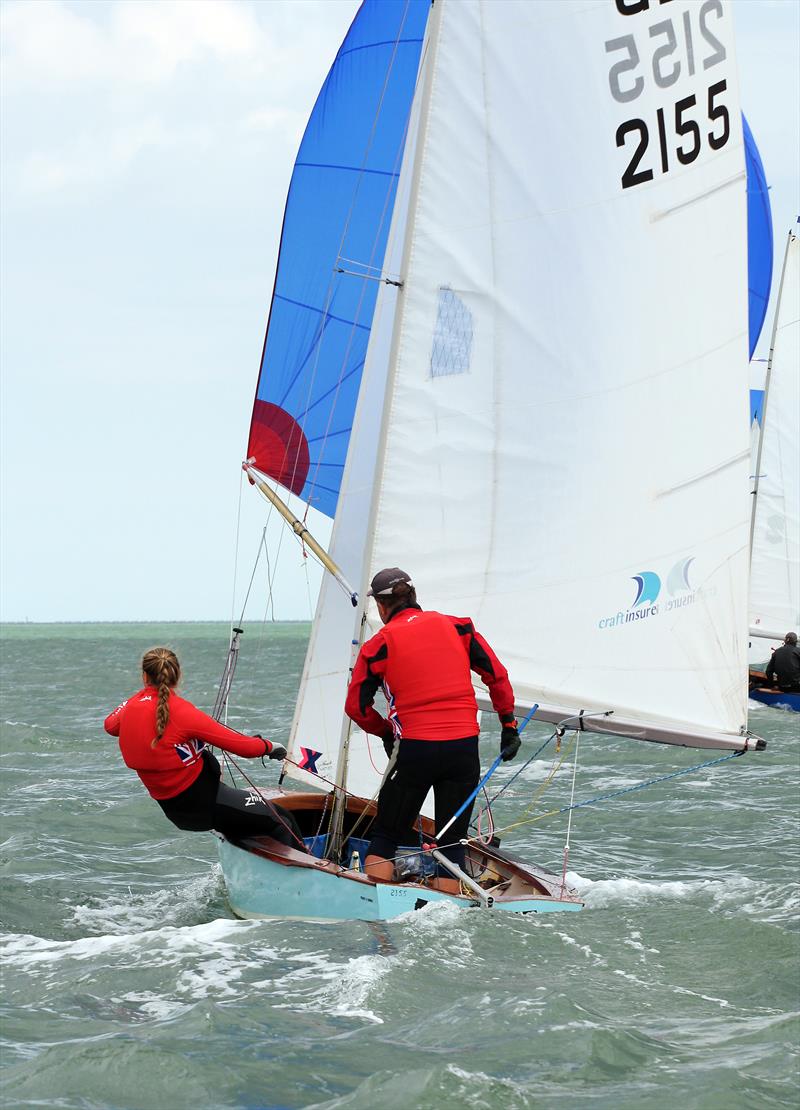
<box><xmin>157</xmin><ymin>757</ymin><xmax>301</xmax><ymax>847</ymax></box>
<box><xmin>368</xmin><ymin>736</ymin><xmax>480</xmax><ymax>869</ymax></box>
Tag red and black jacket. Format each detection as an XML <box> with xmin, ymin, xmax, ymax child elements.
<box><xmin>104</xmin><ymin>688</ymin><xmax>272</xmax><ymax>800</ymax></box>
<box><xmin>345</xmin><ymin>606</ymin><xmax>515</xmax><ymax>741</ymax></box>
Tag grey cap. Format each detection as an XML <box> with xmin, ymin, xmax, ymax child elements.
<box><xmin>367</xmin><ymin>567</ymin><xmax>414</xmax><ymax>597</ymax></box>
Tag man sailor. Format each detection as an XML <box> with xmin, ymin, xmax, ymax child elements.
<box><xmin>345</xmin><ymin>568</ymin><xmax>521</xmax><ymax>894</ymax></box>
<box><xmin>765</xmin><ymin>632</ymin><xmax>800</xmax><ymax>692</ymax></box>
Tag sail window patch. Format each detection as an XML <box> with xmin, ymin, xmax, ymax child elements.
<box><xmin>430</xmin><ymin>287</ymin><xmax>472</xmax><ymax>377</ymax></box>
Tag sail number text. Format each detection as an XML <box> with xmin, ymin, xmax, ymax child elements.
<box><xmin>606</xmin><ymin>0</ymin><xmax>732</xmax><ymax>190</ymax></box>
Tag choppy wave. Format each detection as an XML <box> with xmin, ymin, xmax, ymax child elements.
<box><xmin>566</xmin><ymin>870</ymin><xmax>799</xmax><ymax>926</ymax></box>
<box><xmin>2</xmin><ymin>624</ymin><xmax>798</xmax><ymax>1110</ymax></box>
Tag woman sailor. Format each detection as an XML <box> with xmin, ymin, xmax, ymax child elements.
<box><xmin>104</xmin><ymin>647</ymin><xmax>300</xmax><ymax>845</ymax></box>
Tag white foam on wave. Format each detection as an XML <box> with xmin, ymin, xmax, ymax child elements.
<box><xmin>673</xmin><ymin>984</ymin><xmax>731</xmax><ymax>1008</ymax></box>
<box><xmin>272</xmin><ymin>948</ymin><xmax>394</xmax><ymax>1024</ymax></box>
<box><xmin>554</xmin><ymin>929</ymin><xmax>607</xmax><ymax>966</ymax></box>
<box><xmin>565</xmin><ymin>869</ymin><xmax>758</xmax><ymax>910</ymax></box>
<box><xmin>568</xmin><ymin>869</ymin><xmax>800</xmax><ymax>926</ymax></box>
<box><xmin>623</xmin><ymin>930</ymin><xmax>659</xmax><ymax>954</ymax></box>
<box><xmin>69</xmin><ymin>866</ymin><xmax>223</xmax><ymax>934</ymax></box>
<box><xmin>396</xmin><ymin>897</ymin><xmax>478</xmax><ymax>968</ymax></box>
<box><xmin>117</xmin><ymin>990</ymin><xmax>193</xmax><ymax>1022</ymax></box>
<box><xmin>1</xmin><ymin>916</ymin><xmax>262</xmax><ymax>971</ymax></box>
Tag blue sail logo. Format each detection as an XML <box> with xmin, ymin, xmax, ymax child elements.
<box><xmin>599</xmin><ymin>557</ymin><xmax>698</xmax><ymax>630</ymax></box>
<box><xmin>631</xmin><ymin>571</ymin><xmax>661</xmax><ymax>607</ymax></box>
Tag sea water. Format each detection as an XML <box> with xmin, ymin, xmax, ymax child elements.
<box><xmin>1</xmin><ymin>622</ymin><xmax>797</xmax><ymax>1109</ymax></box>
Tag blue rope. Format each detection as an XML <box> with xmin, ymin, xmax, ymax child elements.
<box><xmin>549</xmin><ymin>749</ymin><xmax>744</xmax><ymax>819</ymax></box>
<box><xmin>483</xmin><ymin>728</ymin><xmax>552</xmax><ymax>808</ymax></box>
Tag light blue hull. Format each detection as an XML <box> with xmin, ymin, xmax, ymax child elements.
<box><xmin>218</xmin><ymin>837</ymin><xmax>583</xmax><ymax>921</ymax></box>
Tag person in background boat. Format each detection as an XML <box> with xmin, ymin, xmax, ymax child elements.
<box><xmin>765</xmin><ymin>633</ymin><xmax>800</xmax><ymax>692</ymax></box>
<box><xmin>345</xmin><ymin>568</ymin><xmax>520</xmax><ymax>895</ymax></box>
<box><xmin>104</xmin><ymin>647</ymin><xmax>302</xmax><ymax>846</ymax></box>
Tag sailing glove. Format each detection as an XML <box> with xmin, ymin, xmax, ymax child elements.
<box><xmin>381</xmin><ymin>725</ymin><xmax>395</xmax><ymax>759</ymax></box>
<box><xmin>500</xmin><ymin>725</ymin><xmax>521</xmax><ymax>762</ymax></box>
<box><xmin>254</xmin><ymin>734</ymin><xmax>287</xmax><ymax>761</ymax></box>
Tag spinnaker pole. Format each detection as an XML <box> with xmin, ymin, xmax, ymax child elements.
<box><xmin>243</xmin><ymin>462</ymin><xmax>358</xmax><ymax>605</ymax></box>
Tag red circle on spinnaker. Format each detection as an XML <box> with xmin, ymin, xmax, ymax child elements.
<box><xmin>247</xmin><ymin>401</ymin><xmax>310</xmax><ymax>496</ymax></box>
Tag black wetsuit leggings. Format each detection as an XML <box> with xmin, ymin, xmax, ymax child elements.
<box><xmin>368</xmin><ymin>736</ymin><xmax>480</xmax><ymax>869</ymax></box>
<box><xmin>158</xmin><ymin>758</ymin><xmax>302</xmax><ymax>847</ymax></box>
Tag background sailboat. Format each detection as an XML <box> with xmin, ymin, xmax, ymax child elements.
<box><xmin>218</xmin><ymin>0</ymin><xmax>766</xmax><ymax>922</ymax></box>
<box><xmin>748</xmin><ymin>227</ymin><xmax>800</xmax><ymax>708</ymax></box>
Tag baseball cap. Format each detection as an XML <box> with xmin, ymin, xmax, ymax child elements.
<box><xmin>367</xmin><ymin>567</ymin><xmax>414</xmax><ymax>597</ymax></box>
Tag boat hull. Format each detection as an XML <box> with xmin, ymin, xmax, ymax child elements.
<box><xmin>218</xmin><ymin>835</ymin><xmax>583</xmax><ymax>921</ymax></box>
<box><xmin>749</xmin><ymin>687</ymin><xmax>800</xmax><ymax>712</ymax></box>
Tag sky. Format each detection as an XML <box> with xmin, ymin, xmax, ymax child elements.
<box><xmin>1</xmin><ymin>0</ymin><xmax>798</xmax><ymax>623</ymax></box>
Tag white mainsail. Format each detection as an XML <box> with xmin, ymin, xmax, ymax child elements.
<box><xmin>285</xmin><ymin>0</ymin><xmax>762</xmax><ymax>787</ymax></box>
<box><xmin>749</xmin><ymin>230</ymin><xmax>800</xmax><ymax>661</ymax></box>
<box><xmin>365</xmin><ymin>0</ymin><xmax>755</xmax><ymax>750</ymax></box>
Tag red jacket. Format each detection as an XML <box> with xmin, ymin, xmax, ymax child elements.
<box><xmin>104</xmin><ymin>687</ymin><xmax>271</xmax><ymax>800</ymax></box>
<box><xmin>345</xmin><ymin>607</ymin><xmax>515</xmax><ymax>741</ymax></box>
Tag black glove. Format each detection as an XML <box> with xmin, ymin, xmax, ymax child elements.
<box><xmin>500</xmin><ymin>725</ymin><xmax>521</xmax><ymax>762</ymax></box>
<box><xmin>381</xmin><ymin>726</ymin><xmax>395</xmax><ymax>759</ymax></box>
<box><xmin>255</xmin><ymin>734</ymin><xmax>287</xmax><ymax>761</ymax></box>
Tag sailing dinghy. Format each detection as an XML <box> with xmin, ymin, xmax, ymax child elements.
<box><xmin>749</xmin><ymin>228</ymin><xmax>800</xmax><ymax>711</ymax></box>
<box><xmin>215</xmin><ymin>0</ymin><xmax>766</xmax><ymax>922</ymax></box>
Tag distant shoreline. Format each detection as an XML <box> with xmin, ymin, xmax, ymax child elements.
<box><xmin>0</xmin><ymin>619</ymin><xmax>312</xmax><ymax>627</ymax></box>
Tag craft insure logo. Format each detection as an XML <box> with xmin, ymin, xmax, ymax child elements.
<box><xmin>598</xmin><ymin>557</ymin><xmax>696</xmax><ymax>630</ymax></box>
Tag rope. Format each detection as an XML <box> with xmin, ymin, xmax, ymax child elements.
<box><xmin>490</xmin><ymin>750</ymin><xmax>744</xmax><ymax>839</ymax></box>
<box><xmin>483</xmin><ymin>731</ymin><xmax>556</xmax><ymax>809</ymax></box>
<box><xmin>229</xmin><ymin>467</ymin><xmax>245</xmax><ymax>636</ymax></box>
<box><xmin>217</xmin><ymin>750</ymin><xmax>307</xmax><ymax>851</ymax></box>
<box><xmin>560</xmin><ymin>728</ymin><xmax>581</xmax><ymax>896</ymax></box>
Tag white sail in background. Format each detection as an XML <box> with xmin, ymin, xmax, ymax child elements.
<box><xmin>749</xmin><ymin>230</ymin><xmax>800</xmax><ymax>662</ymax></box>
<box><xmin>365</xmin><ymin>0</ymin><xmax>753</xmax><ymax>748</ymax></box>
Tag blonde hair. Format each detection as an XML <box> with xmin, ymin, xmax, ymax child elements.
<box><xmin>141</xmin><ymin>647</ymin><xmax>180</xmax><ymax>745</ymax></box>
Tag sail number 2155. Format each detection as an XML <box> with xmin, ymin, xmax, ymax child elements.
<box><xmin>606</xmin><ymin>0</ymin><xmax>732</xmax><ymax>190</ymax></box>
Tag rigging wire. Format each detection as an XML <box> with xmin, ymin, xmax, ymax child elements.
<box><xmin>487</xmin><ymin>749</ymin><xmax>744</xmax><ymax>841</ymax></box>
<box><xmin>229</xmin><ymin>466</ymin><xmax>245</xmax><ymax>639</ymax></box>
<box><xmin>560</xmin><ymin>728</ymin><xmax>582</xmax><ymax>897</ymax></box>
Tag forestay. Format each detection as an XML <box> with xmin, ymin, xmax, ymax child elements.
<box><xmin>749</xmin><ymin>231</ymin><xmax>800</xmax><ymax>655</ymax></box>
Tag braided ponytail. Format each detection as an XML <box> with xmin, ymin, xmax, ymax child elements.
<box><xmin>141</xmin><ymin>647</ymin><xmax>181</xmax><ymax>746</ymax></box>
